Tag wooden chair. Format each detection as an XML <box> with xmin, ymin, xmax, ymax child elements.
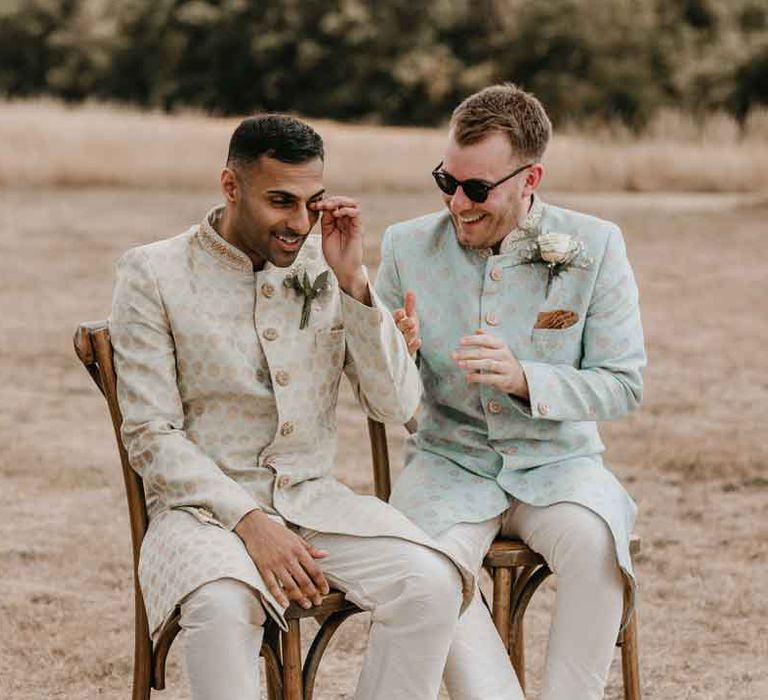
<box><xmin>75</xmin><ymin>319</ymin><xmax>641</xmax><ymax>699</ymax></box>
<box><xmin>392</xmin><ymin>429</ymin><xmax>643</xmax><ymax>698</ymax></box>
<box><xmin>74</xmin><ymin>320</ymin><xmax>395</xmax><ymax>700</ymax></box>
<box><xmin>482</xmin><ymin>536</ymin><xmax>642</xmax><ymax>699</ymax></box>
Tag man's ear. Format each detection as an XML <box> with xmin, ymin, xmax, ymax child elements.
<box><xmin>523</xmin><ymin>163</ymin><xmax>544</xmax><ymax>196</ymax></box>
<box><xmin>221</xmin><ymin>167</ymin><xmax>238</xmax><ymax>203</ymax></box>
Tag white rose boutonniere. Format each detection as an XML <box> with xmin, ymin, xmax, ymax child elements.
<box><xmin>284</xmin><ymin>267</ymin><xmax>331</xmax><ymax>329</ymax></box>
<box><xmin>524</xmin><ymin>232</ymin><xmax>593</xmax><ymax>297</ymax></box>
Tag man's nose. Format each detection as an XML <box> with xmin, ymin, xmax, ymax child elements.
<box><xmin>288</xmin><ymin>207</ymin><xmax>312</xmax><ymax>235</ymax></box>
<box><xmin>449</xmin><ymin>186</ymin><xmax>474</xmax><ymax>213</ymax></box>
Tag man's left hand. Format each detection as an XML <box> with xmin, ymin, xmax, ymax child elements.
<box><xmin>452</xmin><ymin>330</ymin><xmax>529</xmax><ymax>399</ymax></box>
<box><xmin>312</xmin><ymin>196</ymin><xmax>369</xmax><ymax>304</ymax></box>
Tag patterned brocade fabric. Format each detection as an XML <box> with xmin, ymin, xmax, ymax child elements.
<box><xmin>374</xmin><ymin>198</ymin><xmax>646</xmax><ymax>602</ymax></box>
<box><xmin>110</xmin><ymin>209</ymin><xmax>474</xmax><ymax>634</ymax></box>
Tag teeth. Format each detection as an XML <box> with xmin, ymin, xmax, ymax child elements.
<box><xmin>275</xmin><ymin>234</ymin><xmax>300</xmax><ymax>244</ymax></box>
<box><xmin>459</xmin><ymin>214</ymin><xmax>484</xmax><ymax>224</ymax></box>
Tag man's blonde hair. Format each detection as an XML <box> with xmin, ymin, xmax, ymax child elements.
<box><xmin>450</xmin><ymin>83</ymin><xmax>552</xmax><ymax>161</ymax></box>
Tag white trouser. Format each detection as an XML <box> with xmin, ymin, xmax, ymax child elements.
<box><xmin>179</xmin><ymin>532</ymin><xmax>463</xmax><ymax>700</ymax></box>
<box><xmin>440</xmin><ymin>501</ymin><xmax>625</xmax><ymax>700</ymax></box>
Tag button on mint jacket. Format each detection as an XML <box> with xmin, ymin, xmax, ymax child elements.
<box><xmin>374</xmin><ymin>197</ymin><xmax>646</xmax><ymax>589</ymax></box>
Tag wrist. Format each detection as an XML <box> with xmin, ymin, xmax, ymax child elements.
<box><xmin>509</xmin><ymin>372</ymin><xmax>529</xmax><ymax>400</ymax></box>
<box><xmin>338</xmin><ymin>270</ymin><xmax>370</xmax><ymax>304</ymax></box>
<box><xmin>234</xmin><ymin>508</ymin><xmax>266</xmax><ymax>537</ymax></box>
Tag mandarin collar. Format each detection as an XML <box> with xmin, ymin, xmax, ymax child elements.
<box><xmin>196</xmin><ymin>206</ymin><xmax>327</xmax><ymax>284</ymax></box>
<box><xmin>472</xmin><ymin>194</ymin><xmax>545</xmax><ymax>259</ymax></box>
<box><xmin>197</xmin><ymin>205</ymin><xmax>257</xmax><ymax>273</ymax></box>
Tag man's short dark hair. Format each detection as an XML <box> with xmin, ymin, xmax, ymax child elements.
<box><xmin>227</xmin><ymin>114</ymin><xmax>324</xmax><ymax>167</ymax></box>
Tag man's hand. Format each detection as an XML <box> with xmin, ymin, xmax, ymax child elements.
<box><xmin>234</xmin><ymin>509</ymin><xmax>330</xmax><ymax>609</ymax></box>
<box><xmin>311</xmin><ymin>196</ymin><xmax>369</xmax><ymax>304</ymax></box>
<box><xmin>393</xmin><ymin>291</ymin><xmax>421</xmax><ymax>357</ymax></box>
<box><xmin>452</xmin><ymin>330</ymin><xmax>529</xmax><ymax>399</ymax></box>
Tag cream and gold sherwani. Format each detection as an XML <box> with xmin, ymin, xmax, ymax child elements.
<box><xmin>110</xmin><ymin>207</ymin><xmax>471</xmax><ymax>635</ymax></box>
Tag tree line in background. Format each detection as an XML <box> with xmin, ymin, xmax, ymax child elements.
<box><xmin>1</xmin><ymin>0</ymin><xmax>766</xmax><ymax>130</ymax></box>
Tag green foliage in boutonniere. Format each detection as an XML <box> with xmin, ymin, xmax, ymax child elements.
<box><xmin>284</xmin><ymin>267</ymin><xmax>331</xmax><ymax>329</ymax></box>
<box><xmin>522</xmin><ymin>232</ymin><xmax>593</xmax><ymax>298</ymax></box>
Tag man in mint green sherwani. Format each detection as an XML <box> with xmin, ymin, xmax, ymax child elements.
<box><xmin>375</xmin><ymin>84</ymin><xmax>646</xmax><ymax>700</ymax></box>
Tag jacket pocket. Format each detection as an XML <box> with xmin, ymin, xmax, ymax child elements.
<box><xmin>531</xmin><ymin>324</ymin><xmax>583</xmax><ymax>365</ymax></box>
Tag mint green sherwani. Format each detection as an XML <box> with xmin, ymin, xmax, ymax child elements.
<box><xmin>374</xmin><ymin>196</ymin><xmax>645</xmax><ymax>587</ymax></box>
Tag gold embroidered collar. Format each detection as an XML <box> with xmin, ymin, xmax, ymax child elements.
<box><xmin>473</xmin><ymin>194</ymin><xmax>545</xmax><ymax>260</ymax></box>
<box><xmin>498</xmin><ymin>193</ymin><xmax>544</xmax><ymax>254</ymax></box>
<box><xmin>197</xmin><ymin>205</ymin><xmax>254</xmax><ymax>272</ymax></box>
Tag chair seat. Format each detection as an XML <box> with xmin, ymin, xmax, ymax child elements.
<box><xmin>483</xmin><ymin>534</ymin><xmax>641</xmax><ymax>569</ymax></box>
<box><xmin>285</xmin><ymin>589</ymin><xmax>358</xmax><ymax>619</ymax></box>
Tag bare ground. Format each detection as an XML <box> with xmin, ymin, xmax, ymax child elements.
<box><xmin>0</xmin><ymin>188</ymin><xmax>766</xmax><ymax>699</ymax></box>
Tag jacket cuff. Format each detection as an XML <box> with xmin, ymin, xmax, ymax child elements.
<box><xmin>519</xmin><ymin>360</ymin><xmax>557</xmax><ymax>420</ymax></box>
<box><xmin>217</xmin><ymin>496</ymin><xmax>263</xmax><ymax>531</ymax></box>
<box><xmin>339</xmin><ymin>275</ymin><xmax>385</xmax><ymax>327</ymax></box>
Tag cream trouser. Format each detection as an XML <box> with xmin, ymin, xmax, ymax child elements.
<box><xmin>440</xmin><ymin>501</ymin><xmax>625</xmax><ymax>700</ymax></box>
<box><xmin>179</xmin><ymin>532</ymin><xmax>463</xmax><ymax>700</ymax></box>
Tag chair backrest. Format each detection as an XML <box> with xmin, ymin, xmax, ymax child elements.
<box><xmin>74</xmin><ymin>321</ymin><xmax>149</xmax><ymax>567</ymax></box>
<box><xmin>74</xmin><ymin>320</ymin><xmax>153</xmax><ymax>675</ymax></box>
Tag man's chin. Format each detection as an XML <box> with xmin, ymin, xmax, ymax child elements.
<box><xmin>268</xmin><ymin>240</ymin><xmax>306</xmax><ymax>267</ymax></box>
<box><xmin>456</xmin><ymin>230</ymin><xmax>492</xmax><ymax>250</ymax></box>
<box><xmin>452</xmin><ymin>219</ymin><xmax>493</xmax><ymax>250</ymax></box>
<box><xmin>268</xmin><ymin>254</ymin><xmax>300</xmax><ymax>268</ymax></box>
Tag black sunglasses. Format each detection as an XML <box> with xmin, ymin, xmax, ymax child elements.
<box><xmin>431</xmin><ymin>162</ymin><xmax>533</xmax><ymax>203</ymax></box>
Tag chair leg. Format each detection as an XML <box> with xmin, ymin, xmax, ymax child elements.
<box><xmin>620</xmin><ymin>607</ymin><xmax>641</xmax><ymax>700</ymax></box>
<box><xmin>262</xmin><ymin>622</ymin><xmax>284</xmax><ymax>700</ymax></box>
<box><xmin>491</xmin><ymin>567</ymin><xmax>513</xmax><ymax>655</ymax></box>
<box><xmin>507</xmin><ymin>567</ymin><xmax>525</xmax><ymax>693</ymax></box>
<box><xmin>281</xmin><ymin>619</ymin><xmax>303</xmax><ymax>700</ymax></box>
<box><xmin>509</xmin><ymin>612</ymin><xmax>525</xmax><ymax>691</ymax></box>
<box><xmin>132</xmin><ymin>624</ymin><xmax>153</xmax><ymax>700</ymax></box>
<box><xmin>132</xmin><ymin>663</ymin><xmax>151</xmax><ymax>700</ymax></box>
<box><xmin>265</xmin><ymin>664</ymin><xmax>280</xmax><ymax>700</ymax></box>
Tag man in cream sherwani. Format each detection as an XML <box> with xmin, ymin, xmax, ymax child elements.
<box><xmin>110</xmin><ymin>114</ymin><xmax>471</xmax><ymax>700</ymax></box>
<box><xmin>375</xmin><ymin>84</ymin><xmax>646</xmax><ymax>699</ymax></box>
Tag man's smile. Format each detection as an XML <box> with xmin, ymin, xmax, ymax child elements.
<box><xmin>272</xmin><ymin>231</ymin><xmax>305</xmax><ymax>252</ymax></box>
<box><xmin>457</xmin><ymin>213</ymin><xmax>486</xmax><ymax>225</ymax></box>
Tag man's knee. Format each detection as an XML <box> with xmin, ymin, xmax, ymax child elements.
<box><xmin>398</xmin><ymin>544</ymin><xmax>463</xmax><ymax>612</ymax></box>
<box><xmin>546</xmin><ymin>504</ymin><xmax>617</xmax><ymax>578</ymax></box>
<box><xmin>180</xmin><ymin>578</ymin><xmax>266</xmax><ymax>630</ymax></box>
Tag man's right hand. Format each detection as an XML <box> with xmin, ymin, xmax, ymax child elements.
<box><xmin>234</xmin><ymin>509</ymin><xmax>330</xmax><ymax>609</ymax></box>
<box><xmin>393</xmin><ymin>290</ymin><xmax>421</xmax><ymax>357</ymax></box>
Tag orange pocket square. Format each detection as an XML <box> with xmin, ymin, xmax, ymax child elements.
<box><xmin>534</xmin><ymin>310</ymin><xmax>580</xmax><ymax>330</ymax></box>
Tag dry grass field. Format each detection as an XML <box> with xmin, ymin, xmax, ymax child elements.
<box><xmin>2</xmin><ymin>101</ymin><xmax>768</xmax><ymax>194</ymax></box>
<box><xmin>1</xmin><ymin>102</ymin><xmax>767</xmax><ymax>698</ymax></box>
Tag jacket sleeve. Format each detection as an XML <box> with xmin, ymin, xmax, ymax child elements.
<box><xmin>373</xmin><ymin>226</ymin><xmax>405</xmax><ymax>313</ymax></box>
<box><xmin>518</xmin><ymin>225</ymin><xmax>646</xmax><ymax>421</ymax></box>
<box><xmin>110</xmin><ymin>248</ymin><xmax>260</xmax><ymax>529</ymax></box>
<box><xmin>339</xmin><ymin>266</ymin><xmax>422</xmax><ymax>424</ymax></box>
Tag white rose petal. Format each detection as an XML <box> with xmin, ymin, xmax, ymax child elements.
<box><xmin>538</xmin><ymin>232</ymin><xmax>573</xmax><ymax>264</ymax></box>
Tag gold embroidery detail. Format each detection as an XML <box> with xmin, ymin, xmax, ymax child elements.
<box><xmin>197</xmin><ymin>206</ymin><xmax>253</xmax><ymax>272</ymax></box>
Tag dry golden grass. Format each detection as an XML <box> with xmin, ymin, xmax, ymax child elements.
<box><xmin>0</xmin><ymin>173</ymin><xmax>766</xmax><ymax>697</ymax></box>
<box><xmin>2</xmin><ymin>100</ymin><xmax>768</xmax><ymax>193</ymax></box>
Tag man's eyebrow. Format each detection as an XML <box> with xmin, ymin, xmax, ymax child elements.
<box><xmin>266</xmin><ymin>189</ymin><xmax>298</xmax><ymax>199</ymax></box>
<box><xmin>265</xmin><ymin>188</ymin><xmax>326</xmax><ymax>201</ymax></box>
